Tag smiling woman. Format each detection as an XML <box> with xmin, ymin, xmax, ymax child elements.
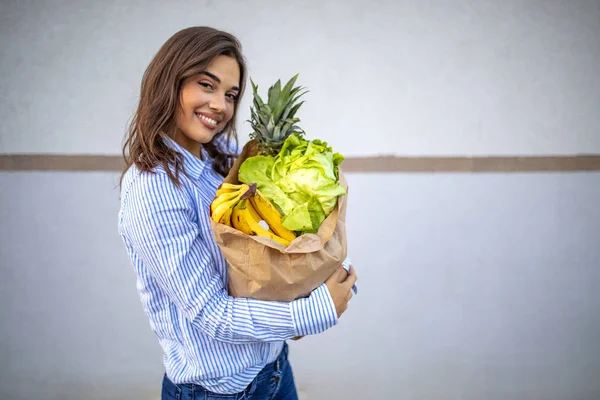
<box><xmin>116</xmin><ymin>26</ymin><xmax>357</xmax><ymax>400</ymax></box>
<box><xmin>120</xmin><ymin>27</ymin><xmax>248</xmax><ymax>184</ymax></box>
<box><xmin>173</xmin><ymin>56</ymin><xmax>241</xmax><ymax>154</ymax></box>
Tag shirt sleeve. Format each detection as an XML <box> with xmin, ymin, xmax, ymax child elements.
<box><xmin>120</xmin><ymin>171</ymin><xmax>338</xmax><ymax>344</ymax></box>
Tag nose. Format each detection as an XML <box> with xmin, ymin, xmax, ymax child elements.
<box><xmin>209</xmin><ymin>94</ymin><xmax>226</xmax><ymax>113</ymax></box>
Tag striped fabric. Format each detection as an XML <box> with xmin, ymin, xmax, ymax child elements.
<box><xmin>118</xmin><ymin>137</ymin><xmax>345</xmax><ymax>394</ymax></box>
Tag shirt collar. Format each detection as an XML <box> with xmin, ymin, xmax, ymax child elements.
<box><xmin>163</xmin><ymin>136</ymin><xmax>209</xmax><ymax>180</ymax></box>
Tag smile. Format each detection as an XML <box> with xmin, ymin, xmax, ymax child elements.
<box><xmin>196</xmin><ymin>113</ymin><xmax>218</xmax><ymax>126</ymax></box>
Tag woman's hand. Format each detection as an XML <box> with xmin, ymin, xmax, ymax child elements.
<box><xmin>291</xmin><ymin>265</ymin><xmax>357</xmax><ymax>341</ymax></box>
<box><xmin>325</xmin><ymin>265</ymin><xmax>357</xmax><ymax>318</ymax></box>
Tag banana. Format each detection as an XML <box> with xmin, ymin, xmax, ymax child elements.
<box><xmin>230</xmin><ymin>199</ymin><xmax>252</xmax><ymax>235</ymax></box>
<box><xmin>231</xmin><ymin>199</ymin><xmax>291</xmax><ymax>246</ymax></box>
<box><xmin>249</xmin><ymin>189</ymin><xmax>297</xmax><ymax>242</ymax></box>
<box><xmin>215</xmin><ymin>187</ymin><xmax>237</xmax><ymax>197</ymax></box>
<box><xmin>246</xmin><ymin>201</ymin><xmax>263</xmax><ymax>224</ymax></box>
<box><xmin>246</xmin><ymin>200</ymin><xmax>275</xmax><ymax>233</ymax></box>
<box><xmin>211</xmin><ymin>190</ymin><xmax>242</xmax><ymax>215</ymax></box>
<box><xmin>215</xmin><ymin>182</ymin><xmax>247</xmax><ymax>197</ymax></box>
<box><xmin>211</xmin><ymin>195</ymin><xmax>242</xmax><ymax>224</ymax></box>
<box><xmin>220</xmin><ymin>182</ymin><xmax>245</xmax><ymax>190</ymax></box>
<box><xmin>217</xmin><ymin>206</ymin><xmax>234</xmax><ymax>226</ymax></box>
<box><xmin>210</xmin><ymin>183</ymin><xmax>256</xmax><ymax>224</ymax></box>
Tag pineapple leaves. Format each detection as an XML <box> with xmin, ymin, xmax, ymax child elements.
<box><xmin>281</xmin><ymin>74</ymin><xmax>299</xmax><ymax>97</ymax></box>
<box><xmin>258</xmin><ymin>106</ymin><xmax>272</xmax><ymax>127</ymax></box>
<box><xmin>273</xmin><ymin>125</ymin><xmax>282</xmax><ymax>141</ymax></box>
<box><xmin>250</xmin><ymin>79</ymin><xmax>264</xmax><ymax>108</ymax></box>
<box><xmin>275</xmin><ymin>77</ymin><xmax>308</xmax><ymax>121</ymax></box>
<box><xmin>267</xmin><ymin>79</ymin><xmax>282</xmax><ymax>111</ymax></box>
<box><xmin>246</xmin><ymin>73</ymin><xmax>308</xmax><ymax>156</ymax></box>
<box><xmin>283</xmin><ymin>99</ymin><xmax>305</xmax><ymax>121</ymax></box>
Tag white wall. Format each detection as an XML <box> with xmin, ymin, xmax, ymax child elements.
<box><xmin>0</xmin><ymin>0</ymin><xmax>599</xmax><ymax>156</ymax></box>
<box><xmin>1</xmin><ymin>1</ymin><xmax>600</xmax><ymax>399</ymax></box>
<box><xmin>1</xmin><ymin>171</ymin><xmax>599</xmax><ymax>400</ymax></box>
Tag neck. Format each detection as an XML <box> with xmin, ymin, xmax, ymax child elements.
<box><xmin>173</xmin><ymin>130</ymin><xmax>202</xmax><ymax>158</ymax></box>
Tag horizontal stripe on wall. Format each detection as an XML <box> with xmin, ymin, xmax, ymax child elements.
<box><xmin>1</xmin><ymin>154</ymin><xmax>600</xmax><ymax>172</ymax></box>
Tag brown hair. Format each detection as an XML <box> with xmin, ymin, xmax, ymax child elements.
<box><xmin>120</xmin><ymin>26</ymin><xmax>247</xmax><ymax>187</ymax></box>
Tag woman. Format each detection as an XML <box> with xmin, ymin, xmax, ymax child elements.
<box><xmin>118</xmin><ymin>26</ymin><xmax>357</xmax><ymax>400</ymax></box>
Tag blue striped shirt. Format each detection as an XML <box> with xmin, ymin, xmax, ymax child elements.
<box><xmin>118</xmin><ymin>137</ymin><xmax>343</xmax><ymax>394</ymax></box>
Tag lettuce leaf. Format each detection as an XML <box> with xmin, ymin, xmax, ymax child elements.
<box><xmin>238</xmin><ymin>133</ymin><xmax>345</xmax><ymax>234</ymax></box>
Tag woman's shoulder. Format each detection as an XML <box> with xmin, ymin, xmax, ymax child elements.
<box><xmin>121</xmin><ymin>162</ymin><xmax>164</xmax><ymax>188</ymax></box>
<box><xmin>120</xmin><ymin>163</ymin><xmax>188</xmax><ymax>206</ymax></box>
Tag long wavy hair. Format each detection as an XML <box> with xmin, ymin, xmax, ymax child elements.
<box><xmin>120</xmin><ymin>26</ymin><xmax>247</xmax><ymax>187</ymax></box>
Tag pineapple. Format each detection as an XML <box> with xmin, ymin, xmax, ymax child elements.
<box><xmin>248</xmin><ymin>74</ymin><xmax>308</xmax><ymax>156</ymax></box>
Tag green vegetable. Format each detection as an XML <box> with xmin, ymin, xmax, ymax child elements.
<box><xmin>239</xmin><ymin>133</ymin><xmax>345</xmax><ymax>234</ymax></box>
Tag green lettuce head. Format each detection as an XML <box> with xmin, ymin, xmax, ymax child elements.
<box><xmin>238</xmin><ymin>133</ymin><xmax>345</xmax><ymax>234</ymax></box>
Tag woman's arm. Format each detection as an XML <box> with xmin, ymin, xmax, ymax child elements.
<box><xmin>120</xmin><ymin>171</ymin><xmax>338</xmax><ymax>344</ymax></box>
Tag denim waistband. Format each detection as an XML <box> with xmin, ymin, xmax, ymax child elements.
<box><xmin>166</xmin><ymin>342</ymin><xmax>289</xmax><ymax>394</ymax></box>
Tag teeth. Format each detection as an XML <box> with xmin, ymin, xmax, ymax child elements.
<box><xmin>197</xmin><ymin>114</ymin><xmax>217</xmax><ymax>125</ymax></box>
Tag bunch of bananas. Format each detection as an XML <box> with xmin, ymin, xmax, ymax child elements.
<box><xmin>210</xmin><ymin>183</ymin><xmax>297</xmax><ymax>246</ymax></box>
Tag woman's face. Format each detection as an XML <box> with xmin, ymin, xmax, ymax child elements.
<box><xmin>174</xmin><ymin>55</ymin><xmax>241</xmax><ymax>155</ymax></box>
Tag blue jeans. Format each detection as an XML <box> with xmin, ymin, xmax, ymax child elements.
<box><xmin>161</xmin><ymin>342</ymin><xmax>298</xmax><ymax>400</ymax></box>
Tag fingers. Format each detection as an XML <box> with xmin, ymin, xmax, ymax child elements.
<box><xmin>342</xmin><ymin>265</ymin><xmax>357</xmax><ymax>289</ymax></box>
<box><xmin>325</xmin><ymin>265</ymin><xmax>357</xmax><ymax>319</ymax></box>
<box><xmin>326</xmin><ymin>266</ymin><xmax>347</xmax><ymax>284</ymax></box>
<box><xmin>336</xmin><ymin>266</ymin><xmax>349</xmax><ymax>283</ymax></box>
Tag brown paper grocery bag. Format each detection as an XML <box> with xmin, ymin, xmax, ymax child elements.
<box><xmin>209</xmin><ymin>140</ymin><xmax>348</xmax><ymax>302</ymax></box>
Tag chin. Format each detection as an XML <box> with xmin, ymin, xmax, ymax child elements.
<box><xmin>191</xmin><ymin>131</ymin><xmax>217</xmax><ymax>144</ymax></box>
<box><xmin>200</xmin><ymin>134</ymin><xmax>218</xmax><ymax>144</ymax></box>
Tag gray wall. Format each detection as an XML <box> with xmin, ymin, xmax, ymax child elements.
<box><xmin>1</xmin><ymin>171</ymin><xmax>599</xmax><ymax>399</ymax></box>
<box><xmin>1</xmin><ymin>0</ymin><xmax>599</xmax><ymax>156</ymax></box>
<box><xmin>2</xmin><ymin>0</ymin><xmax>600</xmax><ymax>399</ymax></box>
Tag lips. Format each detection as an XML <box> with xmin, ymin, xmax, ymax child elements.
<box><xmin>195</xmin><ymin>112</ymin><xmax>220</xmax><ymax>130</ymax></box>
<box><xmin>197</xmin><ymin>114</ymin><xmax>218</xmax><ymax>125</ymax></box>
<box><xmin>197</xmin><ymin>111</ymin><xmax>221</xmax><ymax>122</ymax></box>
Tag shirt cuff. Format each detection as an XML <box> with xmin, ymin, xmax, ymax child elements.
<box><xmin>290</xmin><ymin>283</ymin><xmax>338</xmax><ymax>336</ymax></box>
<box><xmin>341</xmin><ymin>256</ymin><xmax>352</xmax><ymax>272</ymax></box>
<box><xmin>341</xmin><ymin>256</ymin><xmax>358</xmax><ymax>295</ymax></box>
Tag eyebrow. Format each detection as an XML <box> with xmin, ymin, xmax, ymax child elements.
<box><xmin>200</xmin><ymin>71</ymin><xmax>240</xmax><ymax>92</ymax></box>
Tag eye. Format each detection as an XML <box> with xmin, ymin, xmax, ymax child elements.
<box><xmin>226</xmin><ymin>92</ymin><xmax>239</xmax><ymax>101</ymax></box>
<box><xmin>198</xmin><ymin>81</ymin><xmax>214</xmax><ymax>90</ymax></box>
